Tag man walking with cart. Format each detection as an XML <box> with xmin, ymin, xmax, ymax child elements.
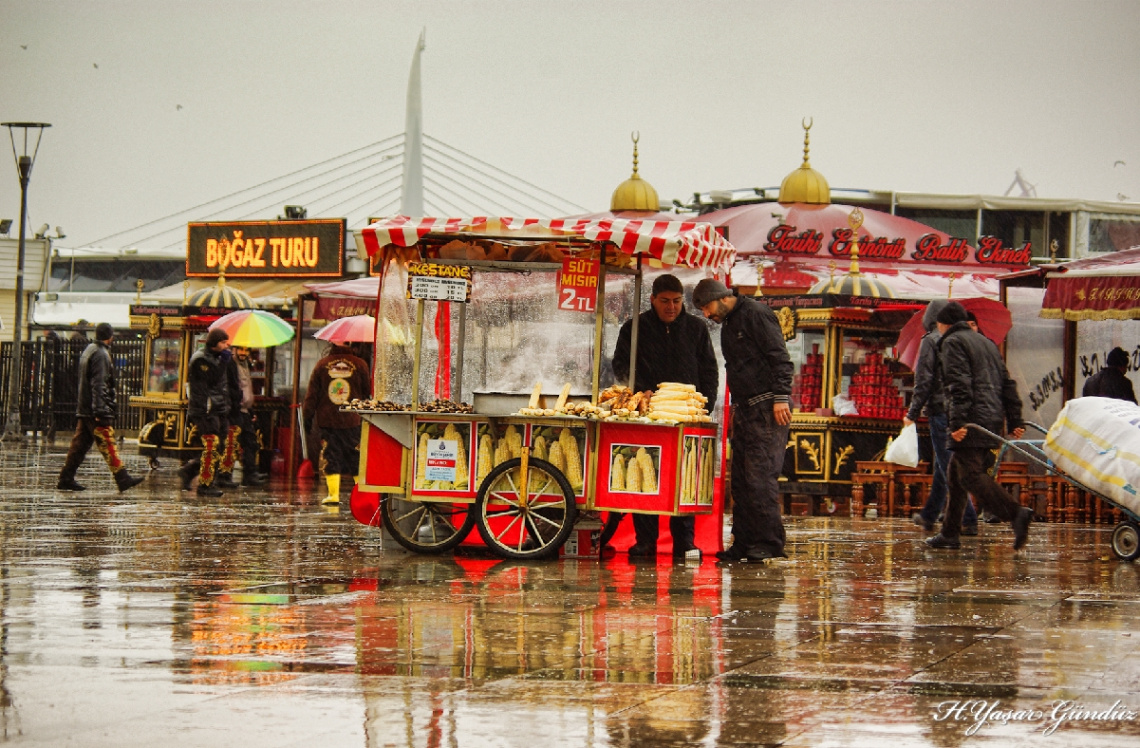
<box><xmin>56</xmin><ymin>322</ymin><xmax>146</xmax><ymax>493</ymax></box>
<box><xmin>612</xmin><ymin>273</ymin><xmax>719</xmax><ymax>559</ymax></box>
<box><xmin>925</xmin><ymin>302</ymin><xmax>1032</xmax><ymax>550</ymax></box>
<box><xmin>693</xmin><ymin>279</ymin><xmax>793</xmax><ymax>563</ymax></box>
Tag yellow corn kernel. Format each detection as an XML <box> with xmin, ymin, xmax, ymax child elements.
<box><xmin>494</xmin><ymin>438</ymin><xmax>511</xmax><ymax>467</ymax></box>
<box><xmin>477</xmin><ymin>433</ymin><xmax>493</xmax><ymax>486</ymax></box>
<box><xmin>416</xmin><ymin>432</ymin><xmax>430</xmax><ymax>488</ymax></box>
<box><xmin>532</xmin><ymin>435</ymin><xmax>548</xmax><ymax>462</ymax></box>
<box><xmin>548</xmin><ymin>441</ymin><xmax>566</xmax><ymax>475</ymax></box>
<box><xmin>444</xmin><ymin>424</ymin><xmax>469</xmax><ymax>490</ymax></box>
<box><xmin>625</xmin><ymin>455</ymin><xmax>642</xmax><ymax>492</ymax></box>
<box><xmin>611</xmin><ymin>453</ymin><xmax>626</xmax><ymax>491</ymax></box>
<box><xmin>505</xmin><ymin>424</ymin><xmax>522</xmax><ymax>458</ymax></box>
<box><xmin>559</xmin><ymin>428</ymin><xmax>583</xmax><ymax>491</ymax></box>
<box><xmin>636</xmin><ymin>447</ymin><xmax>657</xmax><ymax>493</ymax></box>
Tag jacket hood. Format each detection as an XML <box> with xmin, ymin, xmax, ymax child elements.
<box><xmin>922</xmin><ymin>299</ymin><xmax>949</xmax><ymax>332</ymax></box>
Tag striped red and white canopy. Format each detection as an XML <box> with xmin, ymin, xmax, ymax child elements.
<box><xmin>355</xmin><ymin>215</ymin><xmax>736</xmax><ymax>271</ymax></box>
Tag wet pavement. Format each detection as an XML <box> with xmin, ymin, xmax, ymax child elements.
<box><xmin>1</xmin><ymin>442</ymin><xmax>1139</xmax><ymax>747</ymax></box>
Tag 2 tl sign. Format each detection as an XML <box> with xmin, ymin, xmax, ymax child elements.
<box><xmin>557</xmin><ymin>257</ymin><xmax>599</xmax><ymax>313</ymax></box>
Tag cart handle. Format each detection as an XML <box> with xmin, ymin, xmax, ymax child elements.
<box><xmin>962</xmin><ymin>422</ymin><xmax>1108</xmax><ymax>500</ymax></box>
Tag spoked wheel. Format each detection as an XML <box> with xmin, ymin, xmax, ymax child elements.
<box><xmin>1110</xmin><ymin>520</ymin><xmax>1140</xmax><ymax>562</ymax></box>
<box><xmin>475</xmin><ymin>457</ymin><xmax>578</xmax><ymax>559</ymax></box>
<box><xmin>380</xmin><ymin>496</ymin><xmax>476</xmax><ymax>554</ymax></box>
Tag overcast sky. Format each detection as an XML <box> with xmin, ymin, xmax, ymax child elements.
<box><xmin>2</xmin><ymin>0</ymin><xmax>1138</xmax><ymax>249</ymax></box>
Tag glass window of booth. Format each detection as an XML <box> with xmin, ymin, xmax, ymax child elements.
<box><xmin>146</xmin><ymin>334</ymin><xmax>182</xmax><ymax>396</ymax></box>
<box><xmin>789</xmin><ymin>329</ymin><xmax>826</xmax><ymax>413</ymax></box>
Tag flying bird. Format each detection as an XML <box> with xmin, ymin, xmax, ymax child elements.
<box><xmin>176</xmin><ymin>104</ymin><xmax>183</xmax><ymax>111</ymax></box>
<box><xmin>1115</xmin><ymin>160</ymin><xmax>1126</xmax><ymax>167</ymax></box>
<box><xmin>20</xmin><ymin>44</ymin><xmax>27</xmax><ymax>50</ymax></box>
<box><xmin>93</xmin><ymin>63</ymin><xmax>98</xmax><ymax>68</ymax></box>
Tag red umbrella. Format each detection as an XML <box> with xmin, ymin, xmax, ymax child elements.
<box><xmin>896</xmin><ymin>298</ymin><xmax>1012</xmax><ymax>370</ymax></box>
<box><xmin>314</xmin><ymin>314</ymin><xmax>376</xmax><ymax>343</ymax></box>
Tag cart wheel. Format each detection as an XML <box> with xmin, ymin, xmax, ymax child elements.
<box><xmin>380</xmin><ymin>497</ymin><xmax>476</xmax><ymax>554</ymax></box>
<box><xmin>475</xmin><ymin>457</ymin><xmax>577</xmax><ymax>559</ymax></box>
<box><xmin>1110</xmin><ymin>521</ymin><xmax>1140</xmax><ymax>562</ymax></box>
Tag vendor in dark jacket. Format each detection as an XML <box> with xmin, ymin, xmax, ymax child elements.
<box><xmin>56</xmin><ymin>322</ymin><xmax>145</xmax><ymax>493</ymax></box>
<box><xmin>1082</xmin><ymin>347</ymin><xmax>1136</xmax><ymax>403</ymax></box>
<box><xmin>694</xmin><ymin>279</ymin><xmax>794</xmax><ymax>563</ymax></box>
<box><xmin>303</xmin><ymin>343</ymin><xmax>371</xmax><ymax>504</ymax></box>
<box><xmin>178</xmin><ymin>328</ymin><xmax>231</xmax><ymax>497</ymax></box>
<box><xmin>612</xmin><ymin>273</ymin><xmax>719</xmax><ymax>558</ymax></box>
<box><xmin>926</xmin><ymin>302</ymin><xmax>1031</xmax><ymax>551</ymax></box>
<box><xmin>904</xmin><ymin>300</ymin><xmax>979</xmax><ymax>533</ymax></box>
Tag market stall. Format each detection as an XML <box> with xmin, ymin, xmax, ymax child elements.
<box><xmin>347</xmin><ymin>215</ymin><xmax>734</xmax><ymax>559</ymax></box>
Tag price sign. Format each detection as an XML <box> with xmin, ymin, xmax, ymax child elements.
<box><xmin>557</xmin><ymin>257</ymin><xmax>599</xmax><ymax>313</ymax></box>
<box><xmin>406</xmin><ymin>262</ymin><xmax>472</xmax><ymax>302</ymax></box>
<box><xmin>425</xmin><ymin>439</ymin><xmax>458</xmax><ymax>483</ymax></box>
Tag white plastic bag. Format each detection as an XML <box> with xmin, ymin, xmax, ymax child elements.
<box><xmin>832</xmin><ymin>393</ymin><xmax>859</xmax><ymax>417</ymax></box>
<box><xmin>884</xmin><ymin>423</ymin><xmax>920</xmax><ymax>467</ymax></box>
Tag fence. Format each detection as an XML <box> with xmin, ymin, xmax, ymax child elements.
<box><xmin>0</xmin><ymin>338</ymin><xmax>145</xmax><ymax>438</ymax></box>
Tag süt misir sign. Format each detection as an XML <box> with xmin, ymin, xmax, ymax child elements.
<box><xmin>186</xmin><ymin>220</ymin><xmax>346</xmax><ymax>278</ymax></box>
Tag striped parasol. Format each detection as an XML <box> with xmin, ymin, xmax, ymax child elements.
<box><xmin>314</xmin><ymin>314</ymin><xmax>376</xmax><ymax>343</ymax></box>
<box><xmin>188</xmin><ymin>276</ymin><xmax>257</xmax><ymax>309</ymax></box>
<box><xmin>208</xmin><ymin>309</ymin><xmax>295</xmax><ymax>347</ymax></box>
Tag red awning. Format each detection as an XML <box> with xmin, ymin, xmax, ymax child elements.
<box><xmin>354</xmin><ymin>215</ymin><xmax>736</xmax><ymax>271</ymax></box>
<box><xmin>1041</xmin><ymin>247</ymin><xmax>1140</xmax><ymax>320</ymax></box>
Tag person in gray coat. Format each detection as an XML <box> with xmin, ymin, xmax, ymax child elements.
<box><xmin>925</xmin><ymin>302</ymin><xmax>1031</xmax><ymax>550</ymax></box>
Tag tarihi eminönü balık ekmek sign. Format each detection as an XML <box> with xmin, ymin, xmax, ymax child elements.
<box><xmin>186</xmin><ymin>220</ymin><xmax>346</xmax><ymax>277</ymax></box>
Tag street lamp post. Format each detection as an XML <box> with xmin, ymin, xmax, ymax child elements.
<box><xmin>2</xmin><ymin>122</ymin><xmax>50</xmax><ymax>441</ymax></box>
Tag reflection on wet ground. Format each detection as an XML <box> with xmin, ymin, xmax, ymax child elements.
<box><xmin>1</xmin><ymin>443</ymin><xmax>1138</xmax><ymax>746</ymax></box>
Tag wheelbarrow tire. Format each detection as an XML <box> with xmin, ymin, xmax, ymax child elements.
<box><xmin>475</xmin><ymin>457</ymin><xmax>577</xmax><ymax>560</ymax></box>
<box><xmin>1110</xmin><ymin>520</ymin><xmax>1140</xmax><ymax>562</ymax></box>
<box><xmin>380</xmin><ymin>496</ymin><xmax>476</xmax><ymax>554</ymax></box>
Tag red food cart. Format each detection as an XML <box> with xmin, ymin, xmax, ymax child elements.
<box><xmin>346</xmin><ymin>216</ymin><xmax>735</xmax><ymax>559</ymax></box>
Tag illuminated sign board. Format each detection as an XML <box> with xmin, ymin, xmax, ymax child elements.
<box><xmin>186</xmin><ymin>220</ymin><xmax>346</xmax><ymax>278</ymax></box>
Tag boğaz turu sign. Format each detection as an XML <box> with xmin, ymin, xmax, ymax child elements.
<box><xmin>186</xmin><ymin>219</ymin><xmax>346</xmax><ymax>277</ymax></box>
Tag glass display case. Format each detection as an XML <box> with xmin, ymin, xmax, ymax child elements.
<box><xmin>146</xmin><ymin>334</ymin><xmax>182</xmax><ymax>396</ymax></box>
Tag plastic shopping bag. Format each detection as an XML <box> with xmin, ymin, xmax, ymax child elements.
<box><xmin>884</xmin><ymin>423</ymin><xmax>920</xmax><ymax>467</ymax></box>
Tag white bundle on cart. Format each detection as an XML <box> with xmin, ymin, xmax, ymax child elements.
<box><xmin>1043</xmin><ymin>396</ymin><xmax>1140</xmax><ymax>516</ymax></box>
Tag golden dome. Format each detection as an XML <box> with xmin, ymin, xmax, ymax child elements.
<box><xmin>778</xmin><ymin>118</ymin><xmax>830</xmax><ymax>205</ymax></box>
<box><xmin>189</xmin><ymin>274</ymin><xmax>258</xmax><ymax>309</ymax></box>
<box><xmin>808</xmin><ymin>208</ymin><xmax>894</xmax><ymax>297</ymax></box>
<box><xmin>610</xmin><ymin>132</ymin><xmax>660</xmax><ymax>212</ymax></box>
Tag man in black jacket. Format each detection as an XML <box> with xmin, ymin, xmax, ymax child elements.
<box><xmin>56</xmin><ymin>323</ymin><xmax>146</xmax><ymax>493</ymax></box>
<box><xmin>926</xmin><ymin>302</ymin><xmax>1031</xmax><ymax>550</ymax></box>
<box><xmin>178</xmin><ymin>328</ymin><xmax>231</xmax><ymax>497</ymax></box>
<box><xmin>1082</xmin><ymin>347</ymin><xmax>1137</xmax><ymax>403</ymax></box>
<box><xmin>694</xmin><ymin>278</ymin><xmax>793</xmax><ymax>563</ymax></box>
<box><xmin>612</xmin><ymin>273</ymin><xmax>719</xmax><ymax>558</ymax></box>
<box><xmin>905</xmin><ymin>300</ymin><xmax>979</xmax><ymax>534</ymax></box>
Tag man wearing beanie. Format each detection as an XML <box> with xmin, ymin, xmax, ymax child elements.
<box><xmin>56</xmin><ymin>322</ymin><xmax>146</xmax><ymax>493</ymax></box>
<box><xmin>905</xmin><ymin>300</ymin><xmax>979</xmax><ymax>534</ymax></box>
<box><xmin>693</xmin><ymin>278</ymin><xmax>793</xmax><ymax>563</ymax></box>
<box><xmin>612</xmin><ymin>273</ymin><xmax>718</xmax><ymax>558</ymax></box>
<box><xmin>178</xmin><ymin>328</ymin><xmax>231</xmax><ymax>497</ymax></box>
<box><xmin>926</xmin><ymin>301</ymin><xmax>1032</xmax><ymax>551</ymax></box>
<box><xmin>1082</xmin><ymin>346</ymin><xmax>1136</xmax><ymax>403</ymax></box>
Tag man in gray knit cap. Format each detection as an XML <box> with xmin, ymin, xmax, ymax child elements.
<box><xmin>692</xmin><ymin>278</ymin><xmax>793</xmax><ymax>563</ymax></box>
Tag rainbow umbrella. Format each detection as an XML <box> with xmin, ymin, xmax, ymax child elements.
<box><xmin>314</xmin><ymin>314</ymin><xmax>376</xmax><ymax>343</ymax></box>
<box><xmin>208</xmin><ymin>309</ymin><xmax>295</xmax><ymax>348</ymax></box>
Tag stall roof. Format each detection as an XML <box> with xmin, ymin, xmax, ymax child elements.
<box><xmin>355</xmin><ymin>215</ymin><xmax>736</xmax><ymax>271</ymax></box>
<box><xmin>1041</xmin><ymin>246</ymin><xmax>1140</xmax><ymax>320</ymax></box>
<box><xmin>145</xmin><ymin>278</ymin><xmax>313</xmax><ymax>308</ymax></box>
<box><xmin>730</xmin><ymin>259</ymin><xmax>1002</xmax><ymax>300</ymax></box>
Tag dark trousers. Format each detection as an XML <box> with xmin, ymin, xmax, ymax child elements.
<box><xmin>729</xmin><ymin>405</ymin><xmax>790</xmax><ymax>556</ymax></box>
<box><xmin>318</xmin><ymin>426</ymin><xmax>361</xmax><ymax>476</ymax></box>
<box><xmin>918</xmin><ymin>413</ymin><xmax>978</xmax><ymax>526</ymax></box>
<box><xmin>941</xmin><ymin>446</ymin><xmax>1021</xmax><ymax>539</ymax></box>
<box><xmin>221</xmin><ymin>410</ymin><xmax>259</xmax><ymax>474</ymax></box>
<box><xmin>632</xmin><ymin>513</ymin><xmax>696</xmax><ymax>551</ymax></box>
<box><xmin>59</xmin><ymin>417</ymin><xmax>126</xmax><ymax>482</ymax></box>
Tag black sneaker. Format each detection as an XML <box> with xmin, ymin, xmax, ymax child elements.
<box><xmin>627</xmin><ymin>543</ymin><xmax>656</xmax><ymax>558</ymax></box>
<box><xmin>242</xmin><ymin>473</ymin><xmax>269</xmax><ymax>487</ymax></box>
<box><xmin>177</xmin><ymin>464</ymin><xmax>195</xmax><ymax>491</ymax></box>
<box><xmin>924</xmin><ymin>533</ymin><xmax>961</xmax><ymax>549</ymax></box>
<box><xmin>1012</xmin><ymin>507</ymin><xmax>1033</xmax><ymax>550</ymax></box>
<box><xmin>961</xmin><ymin>524</ymin><xmax>979</xmax><ymax>536</ymax></box>
<box><xmin>196</xmin><ymin>483</ymin><xmax>224</xmax><ymax>497</ymax></box>
<box><xmin>56</xmin><ymin>478</ymin><xmax>86</xmax><ymax>492</ymax></box>
<box><xmin>912</xmin><ymin>512</ymin><xmax>934</xmax><ymax>532</ymax></box>
<box><xmin>672</xmin><ymin>544</ymin><xmax>700</xmax><ymax>559</ymax></box>
<box><xmin>116</xmin><ymin>474</ymin><xmax>145</xmax><ymax>493</ymax></box>
<box><xmin>215</xmin><ymin>473</ymin><xmax>240</xmax><ymax>489</ymax></box>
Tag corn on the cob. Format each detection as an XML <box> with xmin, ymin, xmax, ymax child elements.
<box><xmin>625</xmin><ymin>455</ymin><xmax>642</xmax><ymax>492</ymax></box>
<box><xmin>494</xmin><ymin>437</ymin><xmax>511</xmax><ymax>467</ymax></box>
<box><xmin>681</xmin><ymin>443</ymin><xmax>695</xmax><ymax>503</ymax></box>
<box><xmin>610</xmin><ymin>453</ymin><xmax>626</xmax><ymax>491</ymax></box>
<box><xmin>505</xmin><ymin>425</ymin><xmax>522</xmax><ymax>458</ymax></box>
<box><xmin>444</xmin><ymin>424</ymin><xmax>468</xmax><ymax>489</ymax></box>
<box><xmin>416</xmin><ymin>432</ymin><xmax>430</xmax><ymax>489</ymax></box>
<box><xmin>559</xmin><ymin>428</ymin><xmax>583</xmax><ymax>491</ymax></box>
<box><xmin>636</xmin><ymin>447</ymin><xmax>657</xmax><ymax>493</ymax></box>
<box><xmin>476</xmin><ymin>433</ymin><xmax>494</xmax><ymax>486</ymax></box>
<box><xmin>700</xmin><ymin>442</ymin><xmax>713</xmax><ymax>504</ymax></box>
<box><xmin>548</xmin><ymin>441</ymin><xmax>566</xmax><ymax>475</ymax></box>
<box><xmin>532</xmin><ymin>434</ymin><xmax>548</xmax><ymax>461</ymax></box>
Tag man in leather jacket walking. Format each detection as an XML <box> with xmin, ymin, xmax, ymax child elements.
<box><xmin>178</xmin><ymin>329</ymin><xmax>231</xmax><ymax>497</ymax></box>
<box><xmin>56</xmin><ymin>323</ymin><xmax>145</xmax><ymax>493</ymax></box>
